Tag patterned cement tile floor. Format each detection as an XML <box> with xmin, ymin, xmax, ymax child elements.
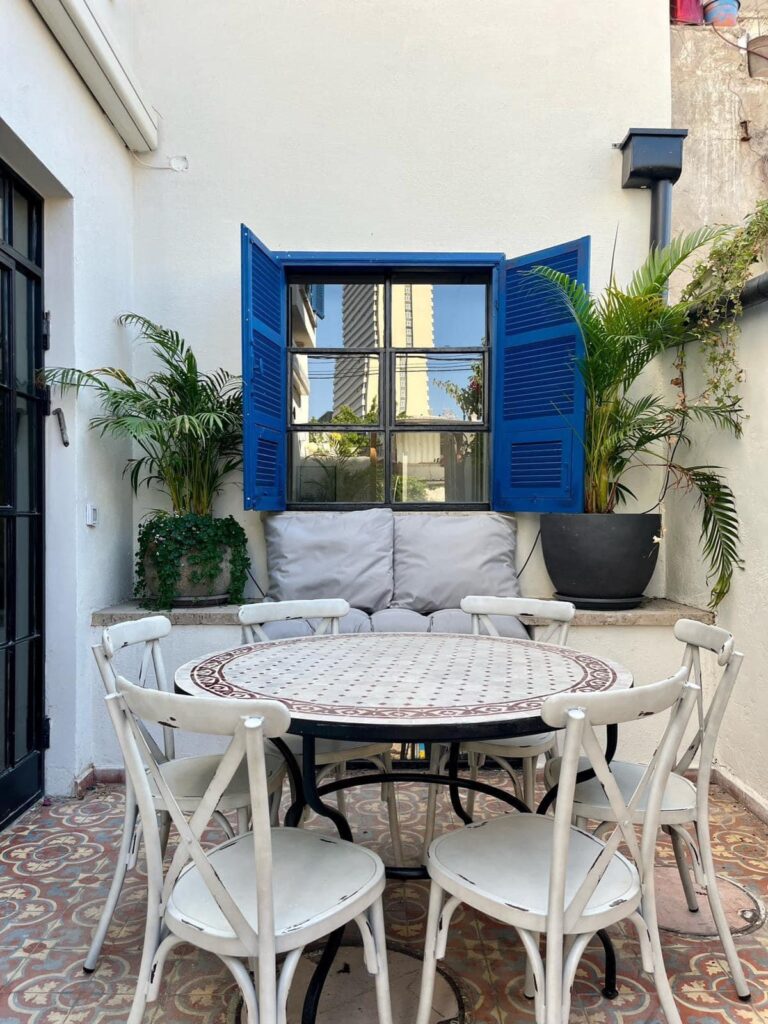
<box><xmin>1</xmin><ymin>775</ymin><xmax>767</xmax><ymax>1024</ymax></box>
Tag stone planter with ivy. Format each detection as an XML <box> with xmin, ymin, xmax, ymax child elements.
<box><xmin>137</xmin><ymin>514</ymin><xmax>249</xmax><ymax>609</ymax></box>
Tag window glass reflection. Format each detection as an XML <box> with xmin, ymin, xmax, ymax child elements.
<box><xmin>391</xmin><ymin>432</ymin><xmax>487</xmax><ymax>504</ymax></box>
<box><xmin>290</xmin><ymin>283</ymin><xmax>384</xmax><ymax>349</ymax></box>
<box><xmin>291</xmin><ymin>431</ymin><xmax>383</xmax><ymax>503</ymax></box>
<box><xmin>393</xmin><ymin>353</ymin><xmax>484</xmax><ymax>422</ymax></box>
<box><xmin>291</xmin><ymin>354</ymin><xmax>379</xmax><ymax>425</ymax></box>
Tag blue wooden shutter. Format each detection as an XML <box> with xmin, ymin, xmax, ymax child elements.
<box><xmin>492</xmin><ymin>237</ymin><xmax>590</xmax><ymax>513</ymax></box>
<box><xmin>241</xmin><ymin>225</ymin><xmax>286</xmax><ymax>510</ymax></box>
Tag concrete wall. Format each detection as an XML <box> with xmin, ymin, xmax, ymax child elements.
<box><xmin>668</xmin><ymin>5</ymin><xmax>768</xmax><ymax>794</ymax></box>
<box><xmin>1</xmin><ymin>1</ymin><xmax>136</xmax><ymax>793</ymax></box>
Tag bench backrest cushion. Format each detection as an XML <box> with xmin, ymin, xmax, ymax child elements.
<box><xmin>392</xmin><ymin>512</ymin><xmax>521</xmax><ymax>615</ymax></box>
<box><xmin>264</xmin><ymin>508</ymin><xmax>394</xmax><ymax>613</ymax></box>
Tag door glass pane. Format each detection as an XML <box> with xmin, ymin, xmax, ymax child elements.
<box><xmin>391</xmin><ymin>432</ymin><xmax>487</xmax><ymax>503</ymax></box>
<box><xmin>291</xmin><ymin>431</ymin><xmax>383</xmax><ymax>503</ymax></box>
<box><xmin>0</xmin><ymin>269</ymin><xmax>9</xmax><ymax>384</ymax></box>
<box><xmin>0</xmin><ymin>520</ymin><xmax>6</xmax><ymax>644</ymax></box>
<box><xmin>290</xmin><ymin>283</ymin><xmax>384</xmax><ymax>350</ymax></box>
<box><xmin>14</xmin><ymin>640</ymin><xmax>32</xmax><ymax>762</ymax></box>
<box><xmin>14</xmin><ymin>271</ymin><xmax>34</xmax><ymax>391</ymax></box>
<box><xmin>291</xmin><ymin>354</ymin><xmax>379</xmax><ymax>425</ymax></box>
<box><xmin>12</xmin><ymin>190</ymin><xmax>29</xmax><ymax>259</ymax></box>
<box><xmin>392</xmin><ymin>283</ymin><xmax>487</xmax><ymax>348</ymax></box>
<box><xmin>15</xmin><ymin>397</ymin><xmax>36</xmax><ymax>512</ymax></box>
<box><xmin>0</xmin><ymin>650</ymin><xmax>6</xmax><ymax>771</ymax></box>
<box><xmin>392</xmin><ymin>353</ymin><xmax>484</xmax><ymax>423</ymax></box>
<box><xmin>15</xmin><ymin>517</ymin><xmax>33</xmax><ymax>640</ymax></box>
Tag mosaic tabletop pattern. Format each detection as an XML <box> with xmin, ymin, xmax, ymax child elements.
<box><xmin>176</xmin><ymin>633</ymin><xmax>633</xmax><ymax>728</ymax></box>
<box><xmin>1</xmin><ymin>777</ymin><xmax>768</xmax><ymax>1023</ymax></box>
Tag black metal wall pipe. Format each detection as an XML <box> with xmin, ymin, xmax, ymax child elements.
<box><xmin>650</xmin><ymin>179</ymin><xmax>673</xmax><ymax>251</ymax></box>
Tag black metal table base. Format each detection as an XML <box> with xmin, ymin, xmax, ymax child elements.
<box><xmin>281</xmin><ymin>733</ymin><xmax>620</xmax><ymax>1023</ymax></box>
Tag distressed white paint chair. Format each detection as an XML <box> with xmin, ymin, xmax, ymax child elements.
<box><xmin>421</xmin><ymin>596</ymin><xmax>575</xmax><ymax>857</ymax></box>
<box><xmin>239</xmin><ymin>599</ymin><xmax>403</xmax><ymax>863</ymax></box>
<box><xmin>417</xmin><ymin>665</ymin><xmax>697</xmax><ymax>1024</ymax></box>
<box><xmin>546</xmin><ymin>618</ymin><xmax>751</xmax><ymax>1001</ymax></box>
<box><xmin>86</xmin><ymin>615</ymin><xmax>285</xmax><ymax>973</ymax></box>
<box><xmin>106</xmin><ymin>677</ymin><xmax>393</xmax><ymax>1024</ymax></box>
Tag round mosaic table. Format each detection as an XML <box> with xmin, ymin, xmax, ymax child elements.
<box><xmin>175</xmin><ymin>631</ymin><xmax>633</xmax><ymax>743</ymax></box>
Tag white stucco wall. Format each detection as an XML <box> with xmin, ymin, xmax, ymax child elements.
<box><xmin>2</xmin><ymin>1</ymin><xmax>136</xmax><ymax>794</ymax></box>
<box><xmin>6</xmin><ymin>0</ymin><xmax>677</xmax><ymax>794</ymax></box>
<box><xmin>128</xmin><ymin>0</ymin><xmax>673</xmax><ymax>601</ymax></box>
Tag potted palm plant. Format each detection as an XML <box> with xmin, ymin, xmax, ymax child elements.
<box><xmin>533</xmin><ymin>228</ymin><xmax>743</xmax><ymax>610</ymax></box>
<box><xmin>44</xmin><ymin>314</ymin><xmax>249</xmax><ymax>608</ymax></box>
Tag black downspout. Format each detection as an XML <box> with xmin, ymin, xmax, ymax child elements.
<box><xmin>617</xmin><ymin>128</ymin><xmax>688</xmax><ymax>252</ymax></box>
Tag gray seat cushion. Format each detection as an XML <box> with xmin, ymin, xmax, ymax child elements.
<box><xmin>264</xmin><ymin>509</ymin><xmax>394</xmax><ymax>613</ymax></box>
<box><xmin>392</xmin><ymin>512</ymin><xmax>521</xmax><ymax>615</ymax></box>
<box><xmin>429</xmin><ymin>607</ymin><xmax>529</xmax><ymax>638</ymax></box>
<box><xmin>370</xmin><ymin>608</ymin><xmax>430</xmax><ymax>632</ymax></box>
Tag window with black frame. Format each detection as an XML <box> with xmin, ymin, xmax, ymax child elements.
<box><xmin>288</xmin><ymin>273</ymin><xmax>490</xmax><ymax>507</ymax></box>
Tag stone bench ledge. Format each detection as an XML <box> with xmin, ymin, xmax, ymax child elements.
<box><xmin>91</xmin><ymin>597</ymin><xmax>713</xmax><ymax>629</ymax></box>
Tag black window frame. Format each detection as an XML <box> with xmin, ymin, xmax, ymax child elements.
<box><xmin>286</xmin><ymin>268</ymin><xmax>492</xmax><ymax>511</ymax></box>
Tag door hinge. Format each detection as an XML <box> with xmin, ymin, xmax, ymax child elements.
<box><xmin>42</xmin><ymin>717</ymin><xmax>51</xmax><ymax>750</ymax></box>
<box><xmin>42</xmin><ymin>310</ymin><xmax>51</xmax><ymax>350</ymax></box>
<box><xmin>42</xmin><ymin>385</ymin><xmax>52</xmax><ymax>416</ymax></box>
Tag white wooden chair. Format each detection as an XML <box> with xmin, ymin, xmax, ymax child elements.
<box><xmin>85</xmin><ymin>615</ymin><xmax>285</xmax><ymax>973</ymax></box>
<box><xmin>239</xmin><ymin>599</ymin><xmax>403</xmax><ymax>863</ymax></box>
<box><xmin>417</xmin><ymin>665</ymin><xmax>697</xmax><ymax>1024</ymax></box>
<box><xmin>106</xmin><ymin>676</ymin><xmax>393</xmax><ymax>1024</ymax></box>
<box><xmin>547</xmin><ymin>618</ymin><xmax>751</xmax><ymax>1001</ymax></box>
<box><xmin>421</xmin><ymin>596</ymin><xmax>575</xmax><ymax>857</ymax></box>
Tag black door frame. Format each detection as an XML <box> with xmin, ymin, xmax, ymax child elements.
<box><xmin>0</xmin><ymin>157</ymin><xmax>46</xmax><ymax>828</ymax></box>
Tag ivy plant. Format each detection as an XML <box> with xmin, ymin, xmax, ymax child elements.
<box><xmin>135</xmin><ymin>514</ymin><xmax>249</xmax><ymax>610</ymax></box>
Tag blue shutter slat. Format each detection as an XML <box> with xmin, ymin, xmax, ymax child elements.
<box><xmin>241</xmin><ymin>225</ymin><xmax>286</xmax><ymax>510</ymax></box>
<box><xmin>492</xmin><ymin>236</ymin><xmax>589</xmax><ymax>513</ymax></box>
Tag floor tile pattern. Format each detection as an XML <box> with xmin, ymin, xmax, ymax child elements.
<box><xmin>0</xmin><ymin>775</ymin><xmax>766</xmax><ymax>1023</ymax></box>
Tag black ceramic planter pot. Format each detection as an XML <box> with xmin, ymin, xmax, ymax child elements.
<box><xmin>540</xmin><ymin>513</ymin><xmax>662</xmax><ymax>610</ymax></box>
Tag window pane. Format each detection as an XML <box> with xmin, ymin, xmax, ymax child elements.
<box><xmin>393</xmin><ymin>353</ymin><xmax>484</xmax><ymax>423</ymax></box>
<box><xmin>0</xmin><ymin>395</ymin><xmax>9</xmax><ymax>507</ymax></box>
<box><xmin>12</xmin><ymin>189</ymin><xmax>30</xmax><ymax>258</ymax></box>
<box><xmin>291</xmin><ymin>353</ymin><xmax>379</xmax><ymax>425</ymax></box>
<box><xmin>15</xmin><ymin>397</ymin><xmax>36</xmax><ymax>512</ymax></box>
<box><xmin>392</xmin><ymin>283</ymin><xmax>487</xmax><ymax>349</ymax></box>
<box><xmin>290</xmin><ymin>283</ymin><xmax>384</xmax><ymax>349</ymax></box>
<box><xmin>0</xmin><ymin>269</ymin><xmax>9</xmax><ymax>384</ymax></box>
<box><xmin>291</xmin><ymin>431</ymin><xmax>383</xmax><ymax>503</ymax></box>
<box><xmin>14</xmin><ymin>271</ymin><xmax>35</xmax><ymax>391</ymax></box>
<box><xmin>15</xmin><ymin>516</ymin><xmax>33</xmax><ymax>640</ymax></box>
<box><xmin>392</xmin><ymin>432</ymin><xmax>487</xmax><ymax>503</ymax></box>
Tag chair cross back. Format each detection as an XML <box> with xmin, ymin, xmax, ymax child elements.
<box><xmin>541</xmin><ymin>667</ymin><xmax>697</xmax><ymax>935</ymax></box>
<box><xmin>461</xmin><ymin>595</ymin><xmax>575</xmax><ymax>646</ymax></box>
<box><xmin>238</xmin><ymin>599</ymin><xmax>350</xmax><ymax>644</ymax></box>
<box><xmin>672</xmin><ymin>618</ymin><xmax>742</xmax><ymax>779</ymax></box>
<box><xmin>93</xmin><ymin>615</ymin><xmax>174</xmax><ymax>762</ymax></box>
<box><xmin>106</xmin><ymin>677</ymin><xmax>291</xmax><ymax>1001</ymax></box>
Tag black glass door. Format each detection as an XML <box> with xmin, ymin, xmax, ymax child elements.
<box><xmin>0</xmin><ymin>159</ymin><xmax>45</xmax><ymax>828</ymax></box>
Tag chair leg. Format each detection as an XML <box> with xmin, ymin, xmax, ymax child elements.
<box><xmin>126</xmin><ymin>883</ymin><xmax>163</xmax><ymax>1024</ymax></box>
<box><xmin>696</xmin><ymin>817</ymin><xmax>751</xmax><ymax>999</ymax></box>
<box><xmin>382</xmin><ymin>752</ymin><xmax>403</xmax><ymax>866</ymax></box>
<box><xmin>638</xmin><ymin>885</ymin><xmax>684</xmax><ymax>1024</ymax></box>
<box><xmin>84</xmin><ymin>793</ymin><xmax>138</xmax><ymax>972</ymax></box>
<box><xmin>220</xmin><ymin>954</ymin><xmax>260</xmax><ymax>1024</ymax></box>
<box><xmin>415</xmin><ymin>881</ymin><xmax>446</xmax><ymax>1024</ymax></box>
<box><xmin>466</xmin><ymin>751</ymin><xmax>480</xmax><ymax>818</ymax></box>
<box><xmin>335</xmin><ymin>762</ymin><xmax>347</xmax><ymax>816</ymax></box>
<box><xmin>236</xmin><ymin>806</ymin><xmax>250</xmax><ymax>835</ymax></box>
<box><xmin>668</xmin><ymin>826</ymin><xmax>699</xmax><ymax>913</ymax></box>
<box><xmin>276</xmin><ymin>948</ymin><xmax>304</xmax><ymax>1024</ymax></box>
<box><xmin>421</xmin><ymin>745</ymin><xmax>443</xmax><ymax>862</ymax></box>
<box><xmin>369</xmin><ymin>898</ymin><xmax>394</xmax><ymax>1024</ymax></box>
<box><xmin>522</xmin><ymin>755</ymin><xmax>536</xmax><ymax>811</ymax></box>
<box><xmin>523</xmin><ymin>931</ymin><xmax>539</xmax><ymax>999</ymax></box>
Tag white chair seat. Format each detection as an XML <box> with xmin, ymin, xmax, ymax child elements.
<box><xmin>464</xmin><ymin>730</ymin><xmax>556</xmax><ymax>753</ymax></box>
<box><xmin>546</xmin><ymin>758</ymin><xmax>697</xmax><ymax>825</ymax></box>
<box><xmin>427</xmin><ymin>814</ymin><xmax>640</xmax><ymax>934</ymax></box>
<box><xmin>166</xmin><ymin>827</ymin><xmax>385</xmax><ymax>956</ymax></box>
<box><xmin>151</xmin><ymin>752</ymin><xmax>284</xmax><ymax>812</ymax></box>
<box><xmin>281</xmin><ymin>735</ymin><xmax>393</xmax><ymax>765</ymax></box>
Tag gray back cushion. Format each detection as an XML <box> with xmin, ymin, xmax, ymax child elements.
<box><xmin>392</xmin><ymin>512</ymin><xmax>520</xmax><ymax>615</ymax></box>
<box><xmin>264</xmin><ymin>509</ymin><xmax>394</xmax><ymax>613</ymax></box>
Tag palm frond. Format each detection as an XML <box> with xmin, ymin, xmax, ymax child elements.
<box><xmin>626</xmin><ymin>226</ymin><xmax>727</xmax><ymax>297</ymax></box>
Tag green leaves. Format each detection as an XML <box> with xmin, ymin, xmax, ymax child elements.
<box><xmin>531</xmin><ymin>229</ymin><xmax>744</xmax><ymax>608</ymax></box>
<box><xmin>43</xmin><ymin>314</ymin><xmax>243</xmax><ymax>516</ymax></box>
